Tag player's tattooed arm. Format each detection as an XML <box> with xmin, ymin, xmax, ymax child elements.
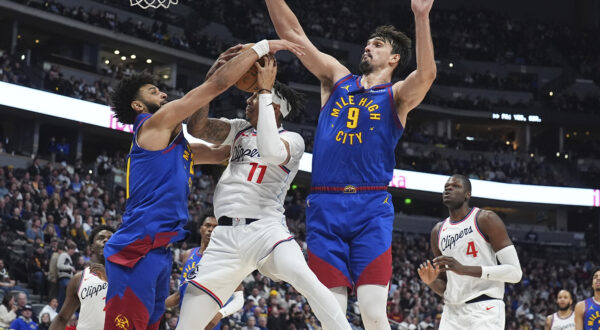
<box><xmin>187</xmin><ymin>118</ymin><xmax>231</xmax><ymax>145</ymax></box>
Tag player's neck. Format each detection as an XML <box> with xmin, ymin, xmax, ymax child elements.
<box><xmin>594</xmin><ymin>292</ymin><xmax>600</xmax><ymax>303</ymax></box>
<box><xmin>557</xmin><ymin>309</ymin><xmax>572</xmax><ymax>318</ymax></box>
<box><xmin>448</xmin><ymin>205</ymin><xmax>471</xmax><ymax>222</ymax></box>
<box><xmin>199</xmin><ymin>242</ymin><xmax>209</xmax><ymax>255</ymax></box>
<box><xmin>360</xmin><ymin>71</ymin><xmax>392</xmax><ymax>89</ymax></box>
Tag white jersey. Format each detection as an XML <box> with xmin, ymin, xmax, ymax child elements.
<box><xmin>76</xmin><ymin>267</ymin><xmax>107</xmax><ymax>330</ymax></box>
<box><xmin>214</xmin><ymin>119</ymin><xmax>305</xmax><ymax>220</ymax></box>
<box><xmin>438</xmin><ymin>207</ymin><xmax>504</xmax><ymax>304</ymax></box>
<box><xmin>549</xmin><ymin>311</ymin><xmax>575</xmax><ymax>330</ymax></box>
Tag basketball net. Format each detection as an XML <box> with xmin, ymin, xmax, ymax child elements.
<box><xmin>130</xmin><ymin>0</ymin><xmax>178</xmax><ymax>9</ymax></box>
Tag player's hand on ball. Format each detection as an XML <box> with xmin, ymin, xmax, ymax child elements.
<box><xmin>411</xmin><ymin>0</ymin><xmax>434</xmax><ymax>17</ymax></box>
<box><xmin>417</xmin><ymin>260</ymin><xmax>440</xmax><ymax>284</ymax></box>
<box><xmin>432</xmin><ymin>256</ymin><xmax>463</xmax><ymax>274</ymax></box>
<box><xmin>255</xmin><ymin>55</ymin><xmax>277</xmax><ymax>91</ymax></box>
<box><xmin>206</xmin><ymin>44</ymin><xmax>244</xmax><ymax>79</ymax></box>
<box><xmin>268</xmin><ymin>39</ymin><xmax>306</xmax><ymax>57</ymax></box>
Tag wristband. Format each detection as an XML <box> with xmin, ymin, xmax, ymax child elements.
<box><xmin>251</xmin><ymin>40</ymin><xmax>270</xmax><ymax>58</ymax></box>
<box><xmin>258</xmin><ymin>89</ymin><xmax>272</xmax><ymax>94</ymax></box>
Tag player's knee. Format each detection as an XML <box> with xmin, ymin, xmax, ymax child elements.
<box><xmin>358</xmin><ymin>301</ymin><xmax>387</xmax><ymax>325</ymax></box>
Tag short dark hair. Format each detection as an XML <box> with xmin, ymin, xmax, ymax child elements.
<box><xmin>593</xmin><ymin>268</ymin><xmax>600</xmax><ymax>279</ymax></box>
<box><xmin>451</xmin><ymin>174</ymin><xmax>472</xmax><ymax>193</ymax></box>
<box><xmin>110</xmin><ymin>74</ymin><xmax>156</xmax><ymax>124</ymax></box>
<box><xmin>369</xmin><ymin>25</ymin><xmax>412</xmax><ymax>73</ymax></box>
<box><xmin>89</xmin><ymin>225</ymin><xmax>115</xmax><ymax>246</ymax></box>
<box><xmin>273</xmin><ymin>81</ymin><xmax>305</xmax><ymax>119</ymax></box>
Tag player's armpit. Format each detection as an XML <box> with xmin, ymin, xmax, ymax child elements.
<box><xmin>165</xmin><ymin>291</ymin><xmax>180</xmax><ymax>309</ymax></box>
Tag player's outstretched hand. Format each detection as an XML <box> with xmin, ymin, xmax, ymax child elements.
<box><xmin>268</xmin><ymin>40</ymin><xmax>306</xmax><ymax>57</ymax></box>
<box><xmin>417</xmin><ymin>260</ymin><xmax>440</xmax><ymax>284</ymax></box>
<box><xmin>255</xmin><ymin>55</ymin><xmax>277</xmax><ymax>91</ymax></box>
<box><xmin>206</xmin><ymin>44</ymin><xmax>245</xmax><ymax>80</ymax></box>
<box><xmin>411</xmin><ymin>0</ymin><xmax>434</xmax><ymax>17</ymax></box>
<box><xmin>205</xmin><ymin>311</ymin><xmax>223</xmax><ymax>330</ymax></box>
<box><xmin>432</xmin><ymin>255</ymin><xmax>464</xmax><ymax>274</ymax></box>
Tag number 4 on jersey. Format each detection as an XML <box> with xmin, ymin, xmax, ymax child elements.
<box><xmin>466</xmin><ymin>241</ymin><xmax>478</xmax><ymax>258</ymax></box>
<box><xmin>247</xmin><ymin>162</ymin><xmax>267</xmax><ymax>184</ymax></box>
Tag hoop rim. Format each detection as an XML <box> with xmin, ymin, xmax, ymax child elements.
<box><xmin>130</xmin><ymin>0</ymin><xmax>178</xmax><ymax>9</ymax></box>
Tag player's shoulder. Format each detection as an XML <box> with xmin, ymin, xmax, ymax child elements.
<box><xmin>431</xmin><ymin>221</ymin><xmax>444</xmax><ymax>236</ymax></box>
<box><xmin>476</xmin><ymin>209</ymin><xmax>502</xmax><ymax>224</ymax></box>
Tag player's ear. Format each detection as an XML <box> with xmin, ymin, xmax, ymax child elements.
<box><xmin>389</xmin><ymin>53</ymin><xmax>400</xmax><ymax>65</ymax></box>
<box><xmin>131</xmin><ymin>100</ymin><xmax>144</xmax><ymax>114</ymax></box>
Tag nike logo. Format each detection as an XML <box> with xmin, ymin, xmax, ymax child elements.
<box><xmin>486</xmin><ymin>306</ymin><xmax>495</xmax><ymax>311</ymax></box>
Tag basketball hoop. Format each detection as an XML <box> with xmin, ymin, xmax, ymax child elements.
<box><xmin>130</xmin><ymin>0</ymin><xmax>178</xmax><ymax>9</ymax></box>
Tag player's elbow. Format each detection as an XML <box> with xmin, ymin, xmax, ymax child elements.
<box><xmin>506</xmin><ymin>267</ymin><xmax>523</xmax><ymax>284</ymax></box>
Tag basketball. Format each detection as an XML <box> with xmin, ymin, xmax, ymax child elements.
<box><xmin>234</xmin><ymin>43</ymin><xmax>274</xmax><ymax>92</ymax></box>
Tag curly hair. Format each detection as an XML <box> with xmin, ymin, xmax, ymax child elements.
<box><xmin>89</xmin><ymin>225</ymin><xmax>116</xmax><ymax>246</ymax></box>
<box><xmin>110</xmin><ymin>74</ymin><xmax>156</xmax><ymax>124</ymax></box>
<box><xmin>273</xmin><ymin>81</ymin><xmax>305</xmax><ymax>120</ymax></box>
<box><xmin>369</xmin><ymin>25</ymin><xmax>412</xmax><ymax>73</ymax></box>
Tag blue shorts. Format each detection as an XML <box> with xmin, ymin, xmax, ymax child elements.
<box><xmin>104</xmin><ymin>247</ymin><xmax>172</xmax><ymax>330</ymax></box>
<box><xmin>305</xmin><ymin>190</ymin><xmax>393</xmax><ymax>290</ymax></box>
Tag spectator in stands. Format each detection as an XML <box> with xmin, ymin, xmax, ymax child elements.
<box><xmin>267</xmin><ymin>307</ymin><xmax>285</xmax><ymax>330</ymax></box>
<box><xmin>0</xmin><ymin>259</ymin><xmax>26</xmax><ymax>295</ymax></box>
<box><xmin>0</xmin><ymin>293</ymin><xmax>17</xmax><ymax>328</ymax></box>
<box><xmin>38</xmin><ymin>312</ymin><xmax>51</xmax><ymax>330</ymax></box>
<box><xmin>15</xmin><ymin>292</ymin><xmax>35</xmax><ymax>320</ymax></box>
<box><xmin>27</xmin><ymin>218</ymin><xmax>45</xmax><ymax>243</ymax></box>
<box><xmin>56</xmin><ymin>241</ymin><xmax>76</xmax><ymax>311</ymax></box>
<box><xmin>242</xmin><ymin>316</ymin><xmax>260</xmax><ymax>330</ymax></box>
<box><xmin>10</xmin><ymin>304</ymin><xmax>37</xmax><ymax>330</ymax></box>
<box><xmin>38</xmin><ymin>298</ymin><xmax>58</xmax><ymax>322</ymax></box>
<box><xmin>28</xmin><ymin>243</ymin><xmax>48</xmax><ymax>298</ymax></box>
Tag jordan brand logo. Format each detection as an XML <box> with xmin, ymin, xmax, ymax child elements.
<box><xmin>342</xmin><ymin>85</ymin><xmax>351</xmax><ymax>92</ymax></box>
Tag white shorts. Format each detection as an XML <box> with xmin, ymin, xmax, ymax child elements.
<box><xmin>185</xmin><ymin>218</ymin><xmax>293</xmax><ymax>307</ymax></box>
<box><xmin>439</xmin><ymin>299</ymin><xmax>505</xmax><ymax>330</ymax></box>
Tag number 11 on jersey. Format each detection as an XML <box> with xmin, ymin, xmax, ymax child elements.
<box><xmin>247</xmin><ymin>162</ymin><xmax>267</xmax><ymax>184</ymax></box>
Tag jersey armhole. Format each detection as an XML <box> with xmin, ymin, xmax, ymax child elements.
<box><xmin>474</xmin><ymin>209</ymin><xmax>490</xmax><ymax>242</ymax></box>
<box><xmin>76</xmin><ymin>268</ymin><xmax>86</xmax><ymax>295</ymax></box>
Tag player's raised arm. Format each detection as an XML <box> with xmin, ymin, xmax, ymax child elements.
<box><xmin>264</xmin><ymin>0</ymin><xmax>349</xmax><ymax>91</ymax></box>
<box><xmin>393</xmin><ymin>0</ymin><xmax>437</xmax><ymax>124</ymax></box>
<box><xmin>186</xmin><ymin>45</ymin><xmax>243</xmax><ymax>144</ymax></box>
<box><xmin>141</xmin><ymin>40</ymin><xmax>304</xmax><ymax>149</ymax></box>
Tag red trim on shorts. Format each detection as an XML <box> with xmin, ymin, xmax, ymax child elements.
<box><xmin>311</xmin><ymin>185</ymin><xmax>387</xmax><ymax>193</ymax></box>
<box><xmin>106</xmin><ymin>232</ymin><xmax>178</xmax><ymax>268</ymax></box>
<box><xmin>104</xmin><ymin>287</ymin><xmax>150</xmax><ymax>330</ymax></box>
<box><xmin>307</xmin><ymin>249</ymin><xmax>352</xmax><ymax>289</ymax></box>
<box><xmin>355</xmin><ymin>246</ymin><xmax>392</xmax><ymax>288</ymax></box>
<box><xmin>188</xmin><ymin>280</ymin><xmax>224</xmax><ymax>308</ymax></box>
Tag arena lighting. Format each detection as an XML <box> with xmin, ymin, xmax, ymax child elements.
<box><xmin>120</xmin><ymin>56</ymin><xmax>126</xmax><ymax>61</ymax></box>
<box><xmin>114</xmin><ymin>50</ymin><xmax>120</xmax><ymax>55</ymax></box>
<box><xmin>130</xmin><ymin>54</ymin><xmax>136</xmax><ymax>59</ymax></box>
<box><xmin>146</xmin><ymin>59</ymin><xmax>152</xmax><ymax>64</ymax></box>
<box><xmin>0</xmin><ymin>81</ymin><xmax>598</xmax><ymax>207</ymax></box>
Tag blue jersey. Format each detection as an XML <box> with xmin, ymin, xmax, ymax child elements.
<box><xmin>311</xmin><ymin>74</ymin><xmax>404</xmax><ymax>186</ymax></box>
<box><xmin>584</xmin><ymin>297</ymin><xmax>600</xmax><ymax>330</ymax></box>
<box><xmin>179</xmin><ymin>247</ymin><xmax>202</xmax><ymax>307</ymax></box>
<box><xmin>105</xmin><ymin>113</ymin><xmax>193</xmax><ymax>268</ymax></box>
